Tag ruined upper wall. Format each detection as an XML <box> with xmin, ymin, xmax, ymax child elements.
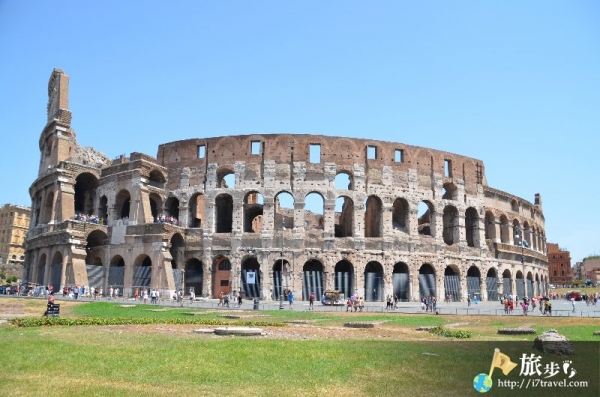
<box><xmin>157</xmin><ymin>134</ymin><xmax>486</xmax><ymax>191</ymax></box>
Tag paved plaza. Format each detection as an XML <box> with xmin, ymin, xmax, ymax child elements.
<box><xmin>12</xmin><ymin>294</ymin><xmax>597</xmax><ymax>318</ymax></box>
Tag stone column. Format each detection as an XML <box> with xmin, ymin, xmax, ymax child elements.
<box><xmin>480</xmin><ymin>275</ymin><xmax>487</xmax><ymax>301</ymax></box>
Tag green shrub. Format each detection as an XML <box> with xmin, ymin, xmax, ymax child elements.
<box><xmin>428</xmin><ymin>325</ymin><xmax>472</xmax><ymax>339</ymax></box>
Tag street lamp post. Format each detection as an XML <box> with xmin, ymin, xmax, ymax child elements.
<box><xmin>514</xmin><ymin>227</ymin><xmax>528</xmax><ymax>298</ymax></box>
<box><xmin>279</xmin><ymin>219</ymin><xmax>285</xmax><ymax>310</ymax></box>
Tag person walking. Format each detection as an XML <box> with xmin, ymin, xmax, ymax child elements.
<box><xmin>308</xmin><ymin>291</ymin><xmax>315</xmax><ymax>310</ymax></box>
<box><xmin>288</xmin><ymin>290</ymin><xmax>294</xmax><ymax>309</ymax></box>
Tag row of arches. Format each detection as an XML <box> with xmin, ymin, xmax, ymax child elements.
<box><xmin>485</xmin><ymin>212</ymin><xmax>546</xmax><ymax>252</ymax></box>
<box><xmin>34</xmin><ymin>169</ymin><xmax>544</xmax><ymax>254</ymax></box>
<box><xmin>30</xmin><ymin>246</ymin><xmax>547</xmax><ymax>302</ymax></box>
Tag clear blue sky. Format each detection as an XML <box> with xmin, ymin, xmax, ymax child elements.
<box><xmin>1</xmin><ymin>1</ymin><xmax>598</xmax><ymax>263</ymax></box>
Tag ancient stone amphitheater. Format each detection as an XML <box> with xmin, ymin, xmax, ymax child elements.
<box><xmin>24</xmin><ymin>69</ymin><xmax>549</xmax><ymax>302</ymax></box>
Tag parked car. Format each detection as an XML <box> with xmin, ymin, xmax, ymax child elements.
<box><xmin>566</xmin><ymin>291</ymin><xmax>582</xmax><ymax>301</ymax></box>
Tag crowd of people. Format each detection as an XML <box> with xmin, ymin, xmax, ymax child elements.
<box><xmin>385</xmin><ymin>294</ymin><xmax>400</xmax><ymax>310</ymax></box>
<box><xmin>421</xmin><ymin>295</ymin><xmax>438</xmax><ymax>313</ymax></box>
<box><xmin>340</xmin><ymin>294</ymin><xmax>364</xmax><ymax>312</ymax></box>
<box><xmin>73</xmin><ymin>213</ymin><xmax>106</xmax><ymax>224</ymax></box>
<box><xmin>73</xmin><ymin>214</ymin><xmax>184</xmax><ymax>226</ymax></box>
<box><xmin>154</xmin><ymin>216</ymin><xmax>178</xmax><ymax>225</ymax></box>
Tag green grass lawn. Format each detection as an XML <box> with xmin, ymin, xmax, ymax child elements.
<box><xmin>1</xmin><ymin>300</ymin><xmax>599</xmax><ymax>397</ymax></box>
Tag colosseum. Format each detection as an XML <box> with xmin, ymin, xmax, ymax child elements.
<box><xmin>24</xmin><ymin>69</ymin><xmax>549</xmax><ymax>302</ymax></box>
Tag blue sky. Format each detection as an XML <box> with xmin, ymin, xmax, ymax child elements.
<box><xmin>0</xmin><ymin>1</ymin><xmax>598</xmax><ymax>263</ymax></box>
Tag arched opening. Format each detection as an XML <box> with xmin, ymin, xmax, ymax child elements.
<box><xmin>418</xmin><ymin>264</ymin><xmax>436</xmax><ymax>299</ymax></box>
<box><xmin>392</xmin><ymin>198</ymin><xmax>409</xmax><ymax>232</ymax></box>
<box><xmin>465</xmin><ymin>207</ymin><xmax>479</xmax><ymax>247</ymax></box>
<box><xmin>392</xmin><ymin>262</ymin><xmax>409</xmax><ymax>301</ymax></box>
<box><xmin>523</xmin><ymin>222</ymin><xmax>532</xmax><ymax>249</ymax></box>
<box><xmin>302</xmin><ymin>260</ymin><xmax>323</xmax><ymax>301</ymax></box>
<box><xmin>185</xmin><ymin>258</ymin><xmax>203</xmax><ymax>296</ymax></box>
<box><xmin>132</xmin><ymin>255</ymin><xmax>152</xmax><ymax>290</ymax></box>
<box><xmin>215</xmin><ymin>194</ymin><xmax>233</xmax><ymax>233</ymax></box>
<box><xmin>244</xmin><ymin>192</ymin><xmax>264</xmax><ymax>233</ymax></box>
<box><xmin>442</xmin><ymin>182</ymin><xmax>458</xmax><ymax>200</ymax></box>
<box><xmin>50</xmin><ymin>251</ymin><xmax>63</xmax><ymax>292</ymax></box>
<box><xmin>43</xmin><ymin>191</ymin><xmax>54</xmax><ymax>223</ymax></box>
<box><xmin>33</xmin><ymin>194</ymin><xmax>41</xmax><ymax>226</ymax></box>
<box><xmin>485</xmin><ymin>212</ymin><xmax>496</xmax><ymax>241</ymax></box>
<box><xmin>170</xmin><ymin>233</ymin><xmax>185</xmax><ymax>291</ymax></box>
<box><xmin>149</xmin><ymin>193</ymin><xmax>162</xmax><ymax>222</ymax></box>
<box><xmin>212</xmin><ymin>257</ymin><xmax>231</xmax><ymax>298</ymax></box>
<box><xmin>502</xmin><ymin>269</ymin><xmax>512</xmax><ymax>296</ymax></box>
<box><xmin>444</xmin><ymin>266</ymin><xmax>461</xmax><ymax>302</ymax></box>
<box><xmin>148</xmin><ymin>169</ymin><xmax>166</xmax><ymax>189</ymax></box>
<box><xmin>164</xmin><ymin>196</ymin><xmax>180</xmax><ymax>223</ymax></box>
<box><xmin>217</xmin><ymin>168</ymin><xmax>235</xmax><ymax>188</ymax></box>
<box><xmin>108</xmin><ymin>255</ymin><xmax>125</xmax><ymax>292</ymax></box>
<box><xmin>74</xmin><ymin>172</ymin><xmax>99</xmax><ymax>216</ymax></box>
<box><xmin>364</xmin><ymin>261</ymin><xmax>384</xmax><ymax>301</ymax></box>
<box><xmin>515</xmin><ymin>270</ymin><xmax>525</xmax><ymax>299</ymax></box>
<box><xmin>304</xmin><ymin>192</ymin><xmax>324</xmax><ymax>230</ymax></box>
<box><xmin>513</xmin><ymin>219</ymin><xmax>522</xmax><ymax>245</ymax></box>
<box><xmin>189</xmin><ymin>193</ymin><xmax>206</xmax><ymax>228</ymax></box>
<box><xmin>526</xmin><ymin>272</ymin><xmax>534</xmax><ymax>298</ymax></box>
<box><xmin>272</xmin><ymin>259</ymin><xmax>291</xmax><ymax>300</ymax></box>
<box><xmin>443</xmin><ymin>205</ymin><xmax>459</xmax><ymax>245</ymax></box>
<box><xmin>417</xmin><ymin>201</ymin><xmax>435</xmax><ymax>236</ymax></box>
<box><xmin>486</xmin><ymin>268</ymin><xmax>498</xmax><ymax>301</ymax></box>
<box><xmin>364</xmin><ymin>196</ymin><xmax>382</xmax><ymax>238</ymax></box>
<box><xmin>115</xmin><ymin>189</ymin><xmax>131</xmax><ymax>219</ymax></box>
<box><xmin>241</xmin><ymin>257</ymin><xmax>261</xmax><ymax>298</ymax></box>
<box><xmin>500</xmin><ymin>215</ymin><xmax>510</xmax><ymax>243</ymax></box>
<box><xmin>99</xmin><ymin>196</ymin><xmax>108</xmax><ymax>221</ymax></box>
<box><xmin>466</xmin><ymin>266</ymin><xmax>481</xmax><ymax>300</ymax></box>
<box><xmin>531</xmin><ymin>226</ymin><xmax>538</xmax><ymax>251</ymax></box>
<box><xmin>86</xmin><ymin>230</ymin><xmax>108</xmax><ymax>289</ymax></box>
<box><xmin>274</xmin><ymin>191</ymin><xmax>294</xmax><ymax>230</ymax></box>
<box><xmin>334</xmin><ymin>171</ymin><xmax>353</xmax><ymax>190</ymax></box>
<box><xmin>334</xmin><ymin>196</ymin><xmax>354</xmax><ymax>237</ymax></box>
<box><xmin>511</xmin><ymin>199</ymin><xmax>519</xmax><ymax>212</ymax></box>
<box><xmin>334</xmin><ymin>260</ymin><xmax>353</xmax><ymax>299</ymax></box>
<box><xmin>535</xmin><ymin>273</ymin><xmax>540</xmax><ymax>297</ymax></box>
<box><xmin>36</xmin><ymin>254</ymin><xmax>47</xmax><ymax>285</ymax></box>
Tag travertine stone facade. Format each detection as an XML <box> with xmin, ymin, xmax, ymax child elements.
<box><xmin>24</xmin><ymin>69</ymin><xmax>549</xmax><ymax>301</ymax></box>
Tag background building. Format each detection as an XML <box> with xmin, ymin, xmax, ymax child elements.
<box><xmin>24</xmin><ymin>69</ymin><xmax>550</xmax><ymax>301</ymax></box>
<box><xmin>0</xmin><ymin>204</ymin><xmax>31</xmax><ymax>279</ymax></box>
<box><xmin>546</xmin><ymin>243</ymin><xmax>572</xmax><ymax>287</ymax></box>
<box><xmin>582</xmin><ymin>257</ymin><xmax>600</xmax><ymax>286</ymax></box>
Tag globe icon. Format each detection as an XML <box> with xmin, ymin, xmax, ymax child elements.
<box><xmin>473</xmin><ymin>373</ymin><xmax>493</xmax><ymax>393</ymax></box>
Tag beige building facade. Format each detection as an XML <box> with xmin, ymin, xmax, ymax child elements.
<box><xmin>23</xmin><ymin>69</ymin><xmax>550</xmax><ymax>301</ymax></box>
<box><xmin>0</xmin><ymin>204</ymin><xmax>31</xmax><ymax>280</ymax></box>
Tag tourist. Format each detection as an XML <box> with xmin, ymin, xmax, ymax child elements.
<box><xmin>309</xmin><ymin>291</ymin><xmax>315</xmax><ymax>310</ymax></box>
<box><xmin>288</xmin><ymin>290</ymin><xmax>294</xmax><ymax>309</ymax></box>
